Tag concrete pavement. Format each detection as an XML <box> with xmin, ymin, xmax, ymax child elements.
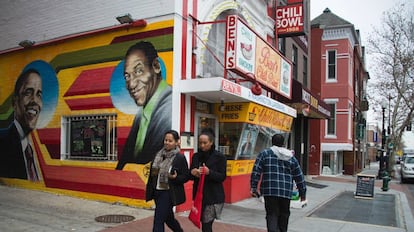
<box><xmin>0</xmin><ymin>161</ymin><xmax>413</xmax><ymax>232</ymax></box>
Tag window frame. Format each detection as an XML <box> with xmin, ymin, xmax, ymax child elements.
<box><xmin>61</xmin><ymin>114</ymin><xmax>117</xmax><ymax>161</ymax></box>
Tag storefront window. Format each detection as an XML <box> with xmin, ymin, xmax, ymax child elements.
<box><xmin>219</xmin><ymin>122</ymin><xmax>288</xmax><ymax>160</ymax></box>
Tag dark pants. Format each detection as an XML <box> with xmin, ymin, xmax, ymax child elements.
<box><xmin>153</xmin><ymin>190</ymin><xmax>183</xmax><ymax>232</ymax></box>
<box><xmin>264</xmin><ymin>196</ymin><xmax>290</xmax><ymax>232</ymax></box>
<box><xmin>202</xmin><ymin>221</ymin><xmax>213</xmax><ymax>232</ymax></box>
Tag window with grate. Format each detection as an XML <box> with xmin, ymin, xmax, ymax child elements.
<box><xmin>61</xmin><ymin>114</ymin><xmax>117</xmax><ymax>161</ymax></box>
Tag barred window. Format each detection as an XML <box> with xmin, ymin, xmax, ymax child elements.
<box><xmin>61</xmin><ymin>114</ymin><xmax>117</xmax><ymax>161</ymax></box>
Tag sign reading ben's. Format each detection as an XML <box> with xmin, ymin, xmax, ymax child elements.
<box><xmin>225</xmin><ymin>15</ymin><xmax>292</xmax><ymax>99</ymax></box>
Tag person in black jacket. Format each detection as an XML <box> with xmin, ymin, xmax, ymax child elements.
<box><xmin>190</xmin><ymin>128</ymin><xmax>227</xmax><ymax>232</ymax></box>
<box><xmin>146</xmin><ymin>130</ymin><xmax>189</xmax><ymax>232</ymax></box>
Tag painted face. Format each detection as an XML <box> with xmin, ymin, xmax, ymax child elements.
<box><xmin>198</xmin><ymin>134</ymin><xmax>213</xmax><ymax>152</ymax></box>
<box><xmin>164</xmin><ymin>133</ymin><xmax>179</xmax><ymax>151</ymax></box>
<box><xmin>13</xmin><ymin>72</ymin><xmax>43</xmax><ymax>133</ymax></box>
<box><xmin>124</xmin><ymin>50</ymin><xmax>160</xmax><ymax>106</ymax></box>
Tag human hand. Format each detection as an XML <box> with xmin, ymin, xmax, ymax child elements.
<box><xmin>201</xmin><ymin>163</ymin><xmax>210</xmax><ymax>175</ymax></box>
<box><xmin>191</xmin><ymin>168</ymin><xmax>201</xmax><ymax>178</ymax></box>
<box><xmin>169</xmin><ymin>170</ymin><xmax>177</xmax><ymax>179</ymax></box>
<box><xmin>251</xmin><ymin>190</ymin><xmax>260</xmax><ymax>198</ymax></box>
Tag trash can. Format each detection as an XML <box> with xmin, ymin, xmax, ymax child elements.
<box><xmin>381</xmin><ymin>175</ymin><xmax>391</xmax><ymax>191</ymax></box>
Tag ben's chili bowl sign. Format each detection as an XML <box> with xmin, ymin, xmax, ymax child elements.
<box><xmin>276</xmin><ymin>4</ymin><xmax>304</xmax><ymax>36</ymax></box>
<box><xmin>225</xmin><ymin>15</ymin><xmax>292</xmax><ymax>99</ymax></box>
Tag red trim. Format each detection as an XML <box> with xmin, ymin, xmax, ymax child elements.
<box><xmin>180</xmin><ymin>94</ymin><xmax>186</xmax><ymax>133</ymax></box>
<box><xmin>65</xmin><ymin>96</ymin><xmax>114</xmax><ymax>110</ymax></box>
<box><xmin>181</xmin><ymin>0</ymin><xmax>188</xmax><ymax>80</ymax></box>
<box><xmin>111</xmin><ymin>27</ymin><xmax>174</xmax><ymax>44</ymax></box>
<box><xmin>42</xmin><ymin>165</ymin><xmax>145</xmax><ymax>199</ymax></box>
<box><xmin>64</xmin><ymin>67</ymin><xmax>114</xmax><ymax>97</ymax></box>
<box><xmin>37</xmin><ymin>128</ymin><xmax>60</xmax><ymax>144</ymax></box>
<box><xmin>33</xmin><ymin>134</ymin><xmax>146</xmax><ymax>199</ymax></box>
<box><xmin>0</xmin><ymin>20</ymin><xmax>147</xmax><ymax>55</ymax></box>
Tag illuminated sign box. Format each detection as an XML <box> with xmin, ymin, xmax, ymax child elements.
<box><xmin>225</xmin><ymin>15</ymin><xmax>292</xmax><ymax>99</ymax></box>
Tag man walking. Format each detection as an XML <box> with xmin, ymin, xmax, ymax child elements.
<box><xmin>250</xmin><ymin>134</ymin><xmax>306</xmax><ymax>232</ymax></box>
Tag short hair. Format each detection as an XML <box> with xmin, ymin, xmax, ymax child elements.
<box><xmin>200</xmin><ymin>127</ymin><xmax>215</xmax><ymax>142</ymax></box>
<box><xmin>272</xmin><ymin>134</ymin><xmax>284</xmax><ymax>147</ymax></box>
<box><xmin>125</xmin><ymin>41</ymin><xmax>158</xmax><ymax>64</ymax></box>
<box><xmin>165</xmin><ymin>129</ymin><xmax>180</xmax><ymax>141</ymax></box>
<box><xmin>14</xmin><ymin>69</ymin><xmax>41</xmax><ymax>97</ymax></box>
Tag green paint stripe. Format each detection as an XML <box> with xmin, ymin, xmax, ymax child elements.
<box><xmin>50</xmin><ymin>35</ymin><xmax>173</xmax><ymax>72</ymax></box>
<box><xmin>0</xmin><ymin>107</ymin><xmax>13</xmax><ymax>120</ymax></box>
<box><xmin>0</xmin><ymin>96</ymin><xmax>13</xmax><ymax>120</ymax></box>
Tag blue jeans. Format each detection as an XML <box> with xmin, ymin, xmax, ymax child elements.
<box><xmin>153</xmin><ymin>190</ymin><xmax>183</xmax><ymax>232</ymax></box>
<box><xmin>264</xmin><ymin>196</ymin><xmax>290</xmax><ymax>232</ymax></box>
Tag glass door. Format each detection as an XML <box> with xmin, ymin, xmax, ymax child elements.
<box><xmin>194</xmin><ymin>113</ymin><xmax>218</xmax><ymax>151</ymax></box>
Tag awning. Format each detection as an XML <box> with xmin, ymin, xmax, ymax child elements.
<box><xmin>288</xmin><ymin>79</ymin><xmax>331</xmax><ymax>119</ymax></box>
<box><xmin>178</xmin><ymin>77</ymin><xmax>297</xmax><ymax>118</ymax></box>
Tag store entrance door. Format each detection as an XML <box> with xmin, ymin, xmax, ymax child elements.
<box><xmin>195</xmin><ymin>113</ymin><xmax>218</xmax><ymax>150</ymax></box>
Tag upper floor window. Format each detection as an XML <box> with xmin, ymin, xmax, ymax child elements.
<box><xmin>303</xmin><ymin>56</ymin><xmax>308</xmax><ymax>87</ymax></box>
<box><xmin>61</xmin><ymin>114</ymin><xmax>117</xmax><ymax>161</ymax></box>
<box><xmin>327</xmin><ymin>103</ymin><xmax>336</xmax><ymax>135</ymax></box>
<box><xmin>327</xmin><ymin>50</ymin><xmax>336</xmax><ymax>80</ymax></box>
<box><xmin>278</xmin><ymin>38</ymin><xmax>286</xmax><ymax>56</ymax></box>
<box><xmin>292</xmin><ymin>45</ymin><xmax>298</xmax><ymax>80</ymax></box>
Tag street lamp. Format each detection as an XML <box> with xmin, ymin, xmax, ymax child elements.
<box><xmin>378</xmin><ymin>101</ymin><xmax>387</xmax><ymax>179</ymax></box>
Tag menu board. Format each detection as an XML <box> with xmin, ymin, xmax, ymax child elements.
<box><xmin>355</xmin><ymin>174</ymin><xmax>375</xmax><ymax>199</ymax></box>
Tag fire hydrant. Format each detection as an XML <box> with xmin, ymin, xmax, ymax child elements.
<box><xmin>381</xmin><ymin>174</ymin><xmax>391</xmax><ymax>191</ymax></box>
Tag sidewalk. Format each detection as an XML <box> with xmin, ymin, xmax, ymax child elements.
<box><xmin>101</xmin><ymin>162</ymin><xmax>414</xmax><ymax>232</ymax></box>
<box><xmin>0</xmin><ymin>162</ymin><xmax>412</xmax><ymax>232</ymax></box>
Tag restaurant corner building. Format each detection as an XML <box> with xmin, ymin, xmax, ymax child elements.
<box><xmin>0</xmin><ymin>0</ymin><xmax>329</xmax><ymax>211</ymax></box>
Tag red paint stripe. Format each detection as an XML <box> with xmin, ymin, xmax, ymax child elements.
<box><xmin>180</xmin><ymin>94</ymin><xmax>186</xmax><ymax>133</ymax></box>
<box><xmin>65</xmin><ymin>96</ymin><xmax>114</xmax><ymax>110</ymax></box>
<box><xmin>111</xmin><ymin>27</ymin><xmax>174</xmax><ymax>44</ymax></box>
<box><xmin>37</xmin><ymin>128</ymin><xmax>60</xmax><ymax>144</ymax></box>
<box><xmin>42</xmin><ymin>165</ymin><xmax>145</xmax><ymax>198</ymax></box>
<box><xmin>44</xmin><ymin>179</ymin><xmax>145</xmax><ymax>199</ymax></box>
<box><xmin>44</xmin><ymin>144</ymin><xmax>60</xmax><ymax>159</ymax></box>
<box><xmin>64</xmin><ymin>67</ymin><xmax>114</xmax><ymax>97</ymax></box>
<box><xmin>33</xmin><ymin>134</ymin><xmax>146</xmax><ymax>199</ymax></box>
<box><xmin>181</xmin><ymin>0</ymin><xmax>188</xmax><ymax>80</ymax></box>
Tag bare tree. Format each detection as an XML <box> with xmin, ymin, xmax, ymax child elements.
<box><xmin>367</xmin><ymin>2</ymin><xmax>414</xmax><ymax>163</ymax></box>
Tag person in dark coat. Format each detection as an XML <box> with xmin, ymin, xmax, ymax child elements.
<box><xmin>146</xmin><ymin>130</ymin><xmax>189</xmax><ymax>232</ymax></box>
<box><xmin>190</xmin><ymin>128</ymin><xmax>227</xmax><ymax>232</ymax></box>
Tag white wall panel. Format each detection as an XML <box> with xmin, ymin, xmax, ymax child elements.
<box><xmin>0</xmin><ymin>0</ymin><xmax>175</xmax><ymax>51</ymax></box>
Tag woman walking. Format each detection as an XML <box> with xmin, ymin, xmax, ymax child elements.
<box><xmin>190</xmin><ymin>128</ymin><xmax>227</xmax><ymax>232</ymax></box>
<box><xmin>146</xmin><ymin>130</ymin><xmax>189</xmax><ymax>232</ymax></box>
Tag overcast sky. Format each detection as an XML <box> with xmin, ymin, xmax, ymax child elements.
<box><xmin>310</xmin><ymin>0</ymin><xmax>414</xmax><ymax>148</ymax></box>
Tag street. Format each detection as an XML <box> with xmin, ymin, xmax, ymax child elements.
<box><xmin>394</xmin><ymin>164</ymin><xmax>414</xmax><ymax>214</ymax></box>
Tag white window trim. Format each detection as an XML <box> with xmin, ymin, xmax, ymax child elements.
<box><xmin>61</xmin><ymin>114</ymin><xmax>117</xmax><ymax>161</ymax></box>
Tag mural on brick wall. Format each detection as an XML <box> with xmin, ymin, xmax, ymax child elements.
<box><xmin>0</xmin><ymin>20</ymin><xmax>174</xmax><ymax>204</ymax></box>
